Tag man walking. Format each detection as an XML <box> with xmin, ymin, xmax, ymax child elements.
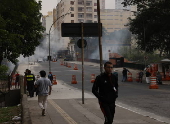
<box><xmin>92</xmin><ymin>61</ymin><xmax>118</xmax><ymax>124</ymax></box>
<box><xmin>138</xmin><ymin>70</ymin><xmax>144</xmax><ymax>83</ymax></box>
<box><xmin>26</xmin><ymin>70</ymin><xmax>35</xmax><ymax>97</ymax></box>
<box><xmin>48</xmin><ymin>72</ymin><xmax>53</xmax><ymax>83</ymax></box>
<box><xmin>35</xmin><ymin>70</ymin><xmax>52</xmax><ymax>116</ymax></box>
<box><xmin>122</xmin><ymin>67</ymin><xmax>129</xmax><ymax>82</ymax></box>
<box><xmin>146</xmin><ymin>70</ymin><xmax>151</xmax><ymax>84</ymax></box>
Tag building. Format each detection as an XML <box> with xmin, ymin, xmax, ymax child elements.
<box><xmin>54</xmin><ymin>0</ymin><xmax>105</xmax><ymax>54</ymax></box>
<box><xmin>115</xmin><ymin>0</ymin><xmax>137</xmax><ymax>13</ymax></box>
<box><xmin>42</xmin><ymin>11</ymin><xmax>53</xmax><ymax>34</ymax></box>
<box><xmin>100</xmin><ymin>9</ymin><xmax>132</xmax><ymax>33</ymax></box>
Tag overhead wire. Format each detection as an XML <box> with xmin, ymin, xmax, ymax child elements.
<box><xmin>50</xmin><ymin>0</ymin><xmax>76</xmax><ymax>34</ymax></box>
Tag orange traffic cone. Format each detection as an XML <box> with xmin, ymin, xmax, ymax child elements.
<box><xmin>52</xmin><ymin>75</ymin><xmax>57</xmax><ymax>85</ymax></box>
<box><xmin>71</xmin><ymin>75</ymin><xmax>77</xmax><ymax>84</ymax></box>
<box><xmin>91</xmin><ymin>74</ymin><xmax>95</xmax><ymax>83</ymax></box>
<box><xmin>149</xmin><ymin>74</ymin><xmax>158</xmax><ymax>89</ymax></box>
<box><xmin>127</xmin><ymin>72</ymin><xmax>133</xmax><ymax>82</ymax></box>
<box><xmin>73</xmin><ymin>64</ymin><xmax>78</xmax><ymax>70</ymax></box>
<box><xmin>67</xmin><ymin>63</ymin><xmax>71</xmax><ymax>68</ymax></box>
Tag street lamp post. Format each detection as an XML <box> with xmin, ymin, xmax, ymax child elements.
<box><xmin>48</xmin><ymin>12</ymin><xmax>71</xmax><ymax>72</ymax></box>
<box><xmin>97</xmin><ymin>0</ymin><xmax>103</xmax><ymax>73</ymax></box>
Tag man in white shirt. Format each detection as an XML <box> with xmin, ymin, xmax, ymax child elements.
<box><xmin>35</xmin><ymin>70</ymin><xmax>52</xmax><ymax>116</ymax></box>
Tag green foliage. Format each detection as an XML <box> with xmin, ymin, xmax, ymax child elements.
<box><xmin>123</xmin><ymin>0</ymin><xmax>170</xmax><ymax>57</ymax></box>
<box><xmin>0</xmin><ymin>0</ymin><xmax>45</xmax><ymax>65</ymax></box>
<box><xmin>118</xmin><ymin>47</ymin><xmax>163</xmax><ymax>65</ymax></box>
<box><xmin>0</xmin><ymin>105</ymin><xmax>21</xmax><ymax>123</ymax></box>
<box><xmin>0</xmin><ymin>65</ymin><xmax>8</xmax><ymax>80</ymax></box>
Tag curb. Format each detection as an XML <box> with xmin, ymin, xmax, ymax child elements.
<box><xmin>21</xmin><ymin>94</ymin><xmax>32</xmax><ymax>124</ymax></box>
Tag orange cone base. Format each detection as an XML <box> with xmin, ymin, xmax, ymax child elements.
<box><xmin>127</xmin><ymin>79</ymin><xmax>133</xmax><ymax>82</ymax></box>
<box><xmin>149</xmin><ymin>85</ymin><xmax>158</xmax><ymax>89</ymax></box>
<box><xmin>91</xmin><ymin>80</ymin><xmax>95</xmax><ymax>83</ymax></box>
<box><xmin>71</xmin><ymin>81</ymin><xmax>77</xmax><ymax>84</ymax></box>
<box><xmin>53</xmin><ymin>82</ymin><xmax>57</xmax><ymax>85</ymax></box>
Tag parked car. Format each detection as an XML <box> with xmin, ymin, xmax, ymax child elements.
<box><xmin>38</xmin><ymin>58</ymin><xmax>43</xmax><ymax>62</ymax></box>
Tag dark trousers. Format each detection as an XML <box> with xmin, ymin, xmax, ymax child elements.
<box><xmin>99</xmin><ymin>101</ymin><xmax>115</xmax><ymax>124</ymax></box>
<box><xmin>27</xmin><ymin>82</ymin><xmax>34</xmax><ymax>97</ymax></box>
<box><xmin>139</xmin><ymin>76</ymin><xmax>143</xmax><ymax>83</ymax></box>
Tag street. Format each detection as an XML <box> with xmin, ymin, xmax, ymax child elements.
<box><xmin>19</xmin><ymin>60</ymin><xmax>170</xmax><ymax>123</ymax></box>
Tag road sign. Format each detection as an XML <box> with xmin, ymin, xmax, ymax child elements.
<box><xmin>77</xmin><ymin>39</ymin><xmax>87</xmax><ymax>48</ymax></box>
<box><xmin>61</xmin><ymin>23</ymin><xmax>102</xmax><ymax>37</ymax></box>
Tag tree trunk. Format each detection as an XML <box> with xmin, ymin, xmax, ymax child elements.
<box><xmin>0</xmin><ymin>56</ymin><xmax>3</xmax><ymax>65</ymax></box>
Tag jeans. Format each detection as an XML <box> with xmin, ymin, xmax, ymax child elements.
<box><xmin>122</xmin><ymin>75</ymin><xmax>127</xmax><ymax>82</ymax></box>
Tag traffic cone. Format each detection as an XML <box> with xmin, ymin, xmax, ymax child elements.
<box><xmin>67</xmin><ymin>63</ymin><xmax>71</xmax><ymax>68</ymax></box>
<box><xmin>91</xmin><ymin>74</ymin><xmax>95</xmax><ymax>83</ymax></box>
<box><xmin>127</xmin><ymin>72</ymin><xmax>133</xmax><ymax>82</ymax></box>
<box><xmin>52</xmin><ymin>75</ymin><xmax>57</xmax><ymax>85</ymax></box>
<box><xmin>71</xmin><ymin>75</ymin><xmax>77</xmax><ymax>84</ymax></box>
<box><xmin>149</xmin><ymin>74</ymin><xmax>158</xmax><ymax>89</ymax></box>
<box><xmin>73</xmin><ymin>64</ymin><xmax>78</xmax><ymax>70</ymax></box>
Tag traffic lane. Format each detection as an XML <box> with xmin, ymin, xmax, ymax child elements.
<box><xmin>117</xmin><ymin>81</ymin><xmax>170</xmax><ymax>120</ymax></box>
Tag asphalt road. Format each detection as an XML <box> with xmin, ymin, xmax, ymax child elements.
<box><xmin>29</xmin><ymin>61</ymin><xmax>170</xmax><ymax>122</ymax></box>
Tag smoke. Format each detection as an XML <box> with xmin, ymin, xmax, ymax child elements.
<box><xmin>17</xmin><ymin>29</ymin><xmax>66</xmax><ymax>63</ymax></box>
<box><xmin>89</xmin><ymin>29</ymin><xmax>131</xmax><ymax>60</ymax></box>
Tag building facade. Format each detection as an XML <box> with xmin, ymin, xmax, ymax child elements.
<box><xmin>100</xmin><ymin>9</ymin><xmax>132</xmax><ymax>33</ymax></box>
<box><xmin>42</xmin><ymin>11</ymin><xmax>53</xmax><ymax>34</ymax></box>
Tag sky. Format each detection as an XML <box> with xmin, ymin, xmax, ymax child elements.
<box><xmin>39</xmin><ymin>0</ymin><xmax>115</xmax><ymax>15</ymax></box>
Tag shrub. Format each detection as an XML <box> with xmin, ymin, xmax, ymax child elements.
<box><xmin>0</xmin><ymin>65</ymin><xmax>8</xmax><ymax>80</ymax></box>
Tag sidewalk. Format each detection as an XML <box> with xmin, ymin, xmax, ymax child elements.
<box><xmin>27</xmin><ymin>80</ymin><xmax>167</xmax><ymax>124</ymax></box>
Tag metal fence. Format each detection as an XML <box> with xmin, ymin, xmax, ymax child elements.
<box><xmin>0</xmin><ymin>64</ymin><xmax>18</xmax><ymax>107</ymax></box>
<box><xmin>124</xmin><ymin>62</ymin><xmax>145</xmax><ymax>70</ymax></box>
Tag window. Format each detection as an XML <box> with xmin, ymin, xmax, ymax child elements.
<box><xmin>70</xmin><ymin>1</ymin><xmax>74</xmax><ymax>5</ymax></box>
<box><xmin>71</xmin><ymin>20</ymin><xmax>74</xmax><ymax>23</ymax></box>
<box><xmin>78</xmin><ymin>13</ymin><xmax>84</xmax><ymax>18</ymax></box>
<box><xmin>71</xmin><ymin>7</ymin><xmax>74</xmax><ymax>11</ymax></box>
<box><xmin>86</xmin><ymin>14</ymin><xmax>92</xmax><ymax>18</ymax></box>
<box><xmin>94</xmin><ymin>15</ymin><xmax>97</xmax><ymax>18</ymax></box>
<box><xmin>94</xmin><ymin>3</ymin><xmax>97</xmax><ymax>6</ymax></box>
<box><xmin>78</xmin><ymin>19</ymin><xmax>84</xmax><ymax>22</ymax></box>
<box><xmin>86</xmin><ymin>7</ymin><xmax>92</xmax><ymax>12</ymax></box>
<box><xmin>94</xmin><ymin>21</ymin><xmax>97</xmax><ymax>23</ymax></box>
<box><xmin>71</xmin><ymin>14</ymin><xmax>74</xmax><ymax>17</ymax></box>
<box><xmin>94</xmin><ymin>9</ymin><xmax>97</xmax><ymax>12</ymax></box>
<box><xmin>78</xmin><ymin>7</ymin><xmax>84</xmax><ymax>12</ymax></box>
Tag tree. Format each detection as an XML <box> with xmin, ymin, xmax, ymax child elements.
<box><xmin>123</xmin><ymin>0</ymin><xmax>170</xmax><ymax>57</ymax></box>
<box><xmin>0</xmin><ymin>0</ymin><xmax>44</xmax><ymax>65</ymax></box>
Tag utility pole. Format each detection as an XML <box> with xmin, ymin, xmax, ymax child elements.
<box><xmin>97</xmin><ymin>0</ymin><xmax>103</xmax><ymax>73</ymax></box>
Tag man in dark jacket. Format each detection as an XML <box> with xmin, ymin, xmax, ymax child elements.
<box><xmin>122</xmin><ymin>67</ymin><xmax>129</xmax><ymax>82</ymax></box>
<box><xmin>92</xmin><ymin>61</ymin><xmax>118</xmax><ymax>124</ymax></box>
<box><xmin>48</xmin><ymin>72</ymin><xmax>53</xmax><ymax>83</ymax></box>
<box><xmin>26</xmin><ymin>70</ymin><xmax>35</xmax><ymax>97</ymax></box>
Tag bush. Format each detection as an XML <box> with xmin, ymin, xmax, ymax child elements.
<box><xmin>0</xmin><ymin>65</ymin><xmax>8</xmax><ymax>80</ymax></box>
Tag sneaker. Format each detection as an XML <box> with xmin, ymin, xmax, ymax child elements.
<box><xmin>42</xmin><ymin>109</ymin><xmax>45</xmax><ymax>116</ymax></box>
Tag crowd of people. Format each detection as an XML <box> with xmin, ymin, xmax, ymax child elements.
<box><xmin>23</xmin><ymin>69</ymin><xmax>53</xmax><ymax>116</ymax></box>
<box><xmin>118</xmin><ymin>67</ymin><xmax>162</xmax><ymax>85</ymax></box>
